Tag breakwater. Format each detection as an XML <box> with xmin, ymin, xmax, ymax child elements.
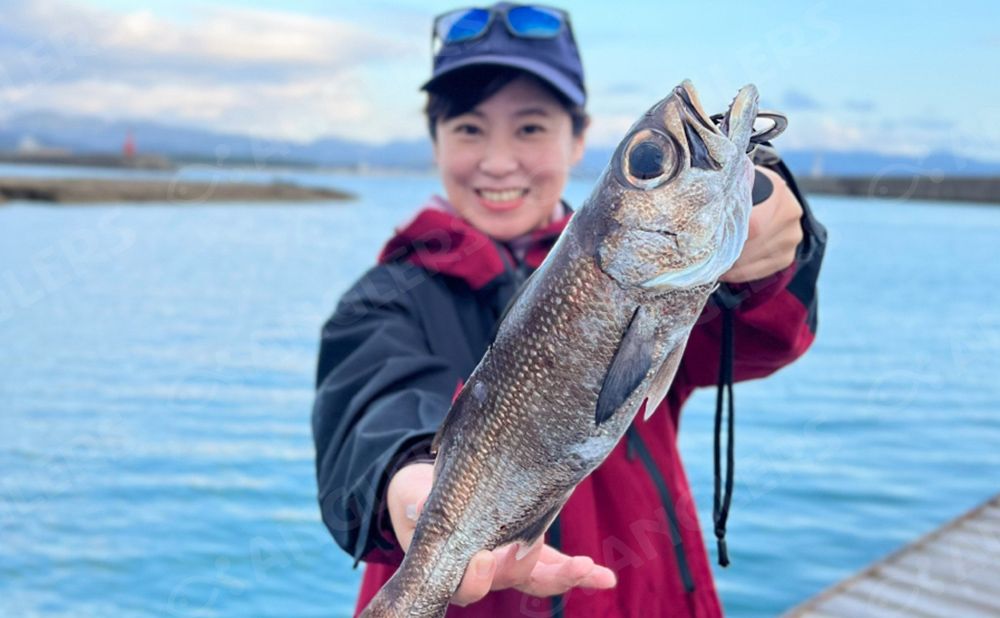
<box><xmin>0</xmin><ymin>177</ymin><xmax>352</xmax><ymax>204</ymax></box>
<box><xmin>0</xmin><ymin>152</ymin><xmax>174</xmax><ymax>170</ymax></box>
<box><xmin>798</xmin><ymin>176</ymin><xmax>1000</xmax><ymax>205</ymax></box>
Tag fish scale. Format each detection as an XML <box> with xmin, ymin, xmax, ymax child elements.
<box><xmin>360</xmin><ymin>80</ymin><xmax>760</xmax><ymax>617</ymax></box>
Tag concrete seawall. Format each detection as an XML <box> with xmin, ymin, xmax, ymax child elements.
<box><xmin>798</xmin><ymin>176</ymin><xmax>1000</xmax><ymax>205</ymax></box>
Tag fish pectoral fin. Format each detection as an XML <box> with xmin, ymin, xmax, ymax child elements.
<box><xmin>596</xmin><ymin>305</ymin><xmax>654</xmax><ymax>426</ymax></box>
<box><xmin>642</xmin><ymin>336</ymin><xmax>689</xmax><ymax>421</ymax></box>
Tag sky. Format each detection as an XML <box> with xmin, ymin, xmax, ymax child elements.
<box><xmin>0</xmin><ymin>0</ymin><xmax>997</xmax><ymax>160</ymax></box>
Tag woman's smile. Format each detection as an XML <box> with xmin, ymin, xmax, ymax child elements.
<box><xmin>475</xmin><ymin>188</ymin><xmax>529</xmax><ymax>212</ymax></box>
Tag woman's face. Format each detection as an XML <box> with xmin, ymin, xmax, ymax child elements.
<box><xmin>433</xmin><ymin>76</ymin><xmax>586</xmax><ymax>241</ymax></box>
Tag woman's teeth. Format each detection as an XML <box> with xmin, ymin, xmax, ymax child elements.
<box><xmin>478</xmin><ymin>189</ymin><xmax>526</xmax><ymax>202</ymax></box>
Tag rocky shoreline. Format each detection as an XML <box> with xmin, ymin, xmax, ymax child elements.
<box><xmin>0</xmin><ymin>177</ymin><xmax>353</xmax><ymax>204</ymax></box>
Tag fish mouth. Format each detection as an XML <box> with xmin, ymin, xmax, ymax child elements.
<box><xmin>674</xmin><ymin>80</ymin><xmax>720</xmax><ymax>135</ymax></box>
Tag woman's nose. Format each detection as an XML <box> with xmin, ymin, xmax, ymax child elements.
<box><xmin>478</xmin><ymin>136</ymin><xmax>519</xmax><ymax>177</ymax></box>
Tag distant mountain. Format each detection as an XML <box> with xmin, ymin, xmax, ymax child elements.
<box><xmin>0</xmin><ymin>111</ymin><xmax>433</xmax><ymax>169</ymax></box>
<box><xmin>1</xmin><ymin>110</ymin><xmax>997</xmax><ymax>177</ymax></box>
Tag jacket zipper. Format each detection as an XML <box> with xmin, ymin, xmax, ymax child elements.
<box><xmin>626</xmin><ymin>425</ymin><xmax>696</xmax><ymax>593</ymax></box>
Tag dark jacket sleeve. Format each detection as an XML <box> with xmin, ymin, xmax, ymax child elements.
<box><xmin>680</xmin><ymin>151</ymin><xmax>828</xmax><ymax>387</ymax></box>
<box><xmin>311</xmin><ymin>264</ymin><xmax>459</xmax><ymax>565</ymax></box>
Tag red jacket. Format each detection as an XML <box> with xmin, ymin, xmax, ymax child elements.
<box><xmin>326</xmin><ymin>181</ymin><xmax>825</xmax><ymax>616</ymax></box>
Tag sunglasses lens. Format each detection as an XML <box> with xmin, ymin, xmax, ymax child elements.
<box><xmin>507</xmin><ymin>6</ymin><xmax>564</xmax><ymax>37</ymax></box>
<box><xmin>436</xmin><ymin>8</ymin><xmax>491</xmax><ymax>43</ymax></box>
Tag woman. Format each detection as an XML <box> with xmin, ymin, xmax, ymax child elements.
<box><xmin>313</xmin><ymin>4</ymin><xmax>825</xmax><ymax>616</ymax></box>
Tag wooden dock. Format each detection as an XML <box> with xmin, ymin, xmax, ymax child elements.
<box><xmin>784</xmin><ymin>493</ymin><xmax>1000</xmax><ymax>618</ymax></box>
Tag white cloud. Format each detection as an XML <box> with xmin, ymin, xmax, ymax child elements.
<box><xmin>773</xmin><ymin>111</ymin><xmax>1000</xmax><ymax>161</ymax></box>
<box><xmin>3</xmin><ymin>1</ymin><xmax>411</xmax><ymax>74</ymax></box>
<box><xmin>2</xmin><ymin>72</ymin><xmax>417</xmax><ymax>142</ymax></box>
<box><xmin>1</xmin><ymin>0</ymin><xmax>991</xmax><ymax>159</ymax></box>
<box><xmin>97</xmin><ymin>5</ymin><xmax>407</xmax><ymax>69</ymax></box>
<box><xmin>584</xmin><ymin>113</ymin><xmax>637</xmax><ymax>147</ymax></box>
<box><xmin>0</xmin><ymin>0</ymin><xmax>428</xmax><ymax>142</ymax></box>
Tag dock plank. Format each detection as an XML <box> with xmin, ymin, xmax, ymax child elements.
<box><xmin>784</xmin><ymin>493</ymin><xmax>1000</xmax><ymax>618</ymax></box>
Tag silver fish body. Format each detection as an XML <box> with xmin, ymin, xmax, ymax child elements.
<box><xmin>360</xmin><ymin>80</ymin><xmax>759</xmax><ymax>617</ymax></box>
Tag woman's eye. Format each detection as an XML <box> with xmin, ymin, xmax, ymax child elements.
<box><xmin>519</xmin><ymin>124</ymin><xmax>546</xmax><ymax>136</ymax></box>
<box><xmin>454</xmin><ymin>124</ymin><xmax>482</xmax><ymax>136</ymax></box>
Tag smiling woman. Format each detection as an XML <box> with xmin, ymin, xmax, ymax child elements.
<box><xmin>311</xmin><ymin>3</ymin><xmax>826</xmax><ymax>617</ymax></box>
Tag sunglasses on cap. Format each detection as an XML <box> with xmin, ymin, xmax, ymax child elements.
<box><xmin>433</xmin><ymin>4</ymin><xmax>571</xmax><ymax>52</ymax></box>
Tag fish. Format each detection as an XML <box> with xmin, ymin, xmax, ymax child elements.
<box><xmin>360</xmin><ymin>79</ymin><xmax>760</xmax><ymax>617</ymax></box>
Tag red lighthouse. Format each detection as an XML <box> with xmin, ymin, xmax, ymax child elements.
<box><xmin>123</xmin><ymin>129</ymin><xmax>136</xmax><ymax>158</ymax></box>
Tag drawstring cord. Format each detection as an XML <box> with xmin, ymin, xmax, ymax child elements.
<box><xmin>713</xmin><ymin>292</ymin><xmax>737</xmax><ymax>567</ymax></box>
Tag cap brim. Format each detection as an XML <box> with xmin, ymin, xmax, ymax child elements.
<box><xmin>421</xmin><ymin>54</ymin><xmax>585</xmax><ymax>106</ymax></box>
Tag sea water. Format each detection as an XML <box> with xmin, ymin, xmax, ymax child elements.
<box><xmin>1</xmin><ymin>166</ymin><xmax>998</xmax><ymax>617</ymax></box>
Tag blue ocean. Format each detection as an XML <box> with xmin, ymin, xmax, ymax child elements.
<box><xmin>1</xmin><ymin>164</ymin><xmax>998</xmax><ymax>617</ymax></box>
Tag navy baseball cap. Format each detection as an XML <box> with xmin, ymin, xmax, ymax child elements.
<box><xmin>421</xmin><ymin>3</ymin><xmax>587</xmax><ymax>106</ymax></box>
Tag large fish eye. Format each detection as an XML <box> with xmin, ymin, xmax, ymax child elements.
<box><xmin>620</xmin><ymin>128</ymin><xmax>680</xmax><ymax>190</ymax></box>
<box><xmin>629</xmin><ymin>142</ymin><xmax>663</xmax><ymax>179</ymax></box>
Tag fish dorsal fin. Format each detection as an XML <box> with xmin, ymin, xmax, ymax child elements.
<box><xmin>595</xmin><ymin>305</ymin><xmax>654</xmax><ymax>426</ymax></box>
<box><xmin>430</xmin><ymin>375</ymin><xmax>490</xmax><ymax>455</ymax></box>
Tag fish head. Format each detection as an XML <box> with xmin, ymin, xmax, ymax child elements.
<box><xmin>593</xmin><ymin>80</ymin><xmax>759</xmax><ymax>292</ymax></box>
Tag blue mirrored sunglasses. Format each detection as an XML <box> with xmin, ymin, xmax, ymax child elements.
<box><xmin>433</xmin><ymin>4</ymin><xmax>569</xmax><ymax>50</ymax></box>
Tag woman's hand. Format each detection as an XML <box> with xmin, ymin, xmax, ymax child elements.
<box><xmin>720</xmin><ymin>166</ymin><xmax>803</xmax><ymax>284</ymax></box>
<box><xmin>386</xmin><ymin>462</ymin><xmax>617</xmax><ymax>607</ymax></box>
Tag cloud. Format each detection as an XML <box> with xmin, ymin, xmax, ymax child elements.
<box><xmin>781</xmin><ymin>90</ymin><xmax>823</xmax><ymax>111</ymax></box>
<box><xmin>585</xmin><ymin>113</ymin><xmax>641</xmax><ymax>147</ymax></box>
<box><xmin>0</xmin><ymin>1</ymin><xmax>409</xmax><ymax>80</ymax></box>
<box><xmin>0</xmin><ymin>0</ymin><xmax>423</xmax><ymax>142</ymax></box>
<box><xmin>902</xmin><ymin>116</ymin><xmax>956</xmax><ymax>131</ymax></box>
<box><xmin>774</xmin><ymin>110</ymin><xmax>991</xmax><ymax>159</ymax></box>
<box><xmin>844</xmin><ymin>99</ymin><xmax>876</xmax><ymax>113</ymax></box>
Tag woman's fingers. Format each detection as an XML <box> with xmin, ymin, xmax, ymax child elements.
<box><xmin>452</xmin><ymin>551</ymin><xmax>497</xmax><ymax>606</ymax></box>
<box><xmin>518</xmin><ymin>553</ymin><xmax>617</xmax><ymax>598</ymax></box>
<box><xmin>385</xmin><ymin>463</ymin><xmax>434</xmax><ymax>552</ymax></box>
<box><xmin>491</xmin><ymin>543</ymin><xmax>617</xmax><ymax>598</ymax></box>
<box><xmin>488</xmin><ymin>539</ymin><xmax>544</xmax><ymax>590</ymax></box>
<box><xmin>537</xmin><ymin>545</ymin><xmax>617</xmax><ymax>588</ymax></box>
<box><xmin>394</xmin><ymin>484</ymin><xmax>617</xmax><ymax>609</ymax></box>
<box><xmin>452</xmin><ymin>542</ymin><xmax>616</xmax><ymax>606</ymax></box>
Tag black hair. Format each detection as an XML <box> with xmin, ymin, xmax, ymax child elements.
<box><xmin>424</xmin><ymin>65</ymin><xmax>588</xmax><ymax>140</ymax></box>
